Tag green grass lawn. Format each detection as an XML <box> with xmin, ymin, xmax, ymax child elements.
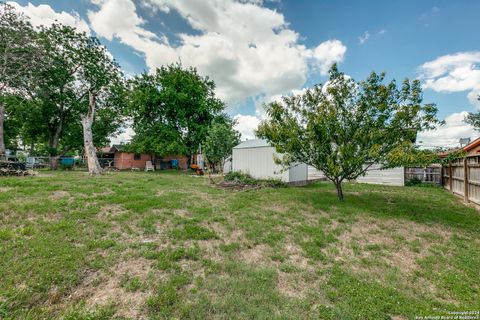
<box><xmin>1</xmin><ymin>171</ymin><xmax>479</xmax><ymax>319</ymax></box>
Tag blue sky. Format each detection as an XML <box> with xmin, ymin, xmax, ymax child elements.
<box><xmin>8</xmin><ymin>0</ymin><xmax>480</xmax><ymax>146</ymax></box>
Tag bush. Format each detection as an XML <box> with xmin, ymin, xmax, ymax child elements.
<box><xmin>405</xmin><ymin>177</ymin><xmax>440</xmax><ymax>188</ymax></box>
<box><xmin>405</xmin><ymin>177</ymin><xmax>422</xmax><ymax>186</ymax></box>
<box><xmin>224</xmin><ymin>171</ymin><xmax>287</xmax><ymax>188</ymax></box>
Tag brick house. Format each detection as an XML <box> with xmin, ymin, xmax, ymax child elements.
<box><xmin>97</xmin><ymin>145</ymin><xmax>189</xmax><ymax>170</ymax></box>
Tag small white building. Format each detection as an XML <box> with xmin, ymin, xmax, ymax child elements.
<box><xmin>357</xmin><ymin>164</ymin><xmax>404</xmax><ymax>186</ymax></box>
<box><xmin>232</xmin><ymin>139</ymin><xmax>308</xmax><ymax>184</ymax></box>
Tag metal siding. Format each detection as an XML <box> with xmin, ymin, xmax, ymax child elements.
<box><xmin>307</xmin><ymin>166</ymin><xmax>325</xmax><ymax>180</ymax></box>
<box><xmin>289</xmin><ymin>163</ymin><xmax>308</xmax><ymax>182</ymax></box>
<box><xmin>232</xmin><ymin>146</ymin><xmax>289</xmax><ymax>182</ymax></box>
<box><xmin>357</xmin><ymin>164</ymin><xmax>404</xmax><ymax>186</ymax></box>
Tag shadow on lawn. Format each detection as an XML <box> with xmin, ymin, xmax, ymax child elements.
<box><xmin>293</xmin><ymin>182</ymin><xmax>480</xmax><ymax>232</ymax></box>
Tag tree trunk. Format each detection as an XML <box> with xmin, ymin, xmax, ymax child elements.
<box><xmin>48</xmin><ymin>118</ymin><xmax>63</xmax><ymax>170</ymax></box>
<box><xmin>81</xmin><ymin>92</ymin><xmax>102</xmax><ymax>176</ymax></box>
<box><xmin>334</xmin><ymin>181</ymin><xmax>344</xmax><ymax>201</ymax></box>
<box><xmin>0</xmin><ymin>102</ymin><xmax>5</xmax><ymax>159</ymax></box>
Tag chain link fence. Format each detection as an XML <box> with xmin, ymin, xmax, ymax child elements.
<box><xmin>0</xmin><ymin>155</ymin><xmax>115</xmax><ymax>170</ymax></box>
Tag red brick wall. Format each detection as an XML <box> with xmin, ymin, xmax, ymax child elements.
<box><xmin>114</xmin><ymin>152</ymin><xmax>153</xmax><ymax>170</ymax></box>
<box><xmin>113</xmin><ymin>152</ymin><xmax>190</xmax><ymax>170</ymax></box>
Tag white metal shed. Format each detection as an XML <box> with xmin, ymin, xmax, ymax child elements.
<box><xmin>232</xmin><ymin>139</ymin><xmax>308</xmax><ymax>184</ymax></box>
<box><xmin>357</xmin><ymin>164</ymin><xmax>405</xmax><ymax>186</ymax></box>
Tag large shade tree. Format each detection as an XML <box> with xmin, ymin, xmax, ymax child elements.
<box><xmin>0</xmin><ymin>3</ymin><xmax>44</xmax><ymax>157</ymax></box>
<box><xmin>257</xmin><ymin>65</ymin><xmax>441</xmax><ymax>200</ymax></box>
<box><xmin>128</xmin><ymin>64</ymin><xmax>226</xmax><ymax>161</ymax></box>
<box><xmin>32</xmin><ymin>24</ymin><xmax>125</xmax><ymax>173</ymax></box>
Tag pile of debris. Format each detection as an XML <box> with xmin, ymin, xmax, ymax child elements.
<box><xmin>0</xmin><ymin>161</ymin><xmax>34</xmax><ymax>176</ymax></box>
<box><xmin>212</xmin><ymin>171</ymin><xmax>287</xmax><ymax>191</ymax></box>
<box><xmin>216</xmin><ymin>180</ymin><xmax>261</xmax><ymax>191</ymax></box>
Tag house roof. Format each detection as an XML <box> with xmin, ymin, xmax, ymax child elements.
<box><xmin>98</xmin><ymin>144</ymin><xmax>126</xmax><ymax>153</ymax></box>
<box><xmin>463</xmin><ymin>137</ymin><xmax>480</xmax><ymax>152</ymax></box>
<box><xmin>98</xmin><ymin>146</ymin><xmax>115</xmax><ymax>153</ymax></box>
<box><xmin>233</xmin><ymin>139</ymin><xmax>271</xmax><ymax>149</ymax></box>
<box><xmin>437</xmin><ymin>137</ymin><xmax>480</xmax><ymax>158</ymax></box>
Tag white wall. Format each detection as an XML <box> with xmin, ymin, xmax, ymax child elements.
<box><xmin>232</xmin><ymin>146</ymin><xmax>289</xmax><ymax>182</ymax></box>
<box><xmin>308</xmin><ymin>165</ymin><xmax>325</xmax><ymax>180</ymax></box>
<box><xmin>357</xmin><ymin>164</ymin><xmax>404</xmax><ymax>186</ymax></box>
<box><xmin>289</xmin><ymin>163</ymin><xmax>308</xmax><ymax>182</ymax></box>
<box><xmin>223</xmin><ymin>157</ymin><xmax>232</xmax><ymax>174</ymax></box>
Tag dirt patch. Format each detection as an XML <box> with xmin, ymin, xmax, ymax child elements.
<box><xmin>0</xmin><ymin>187</ymin><xmax>13</xmax><ymax>192</ymax></box>
<box><xmin>276</xmin><ymin>271</ymin><xmax>325</xmax><ymax>300</ymax></box>
<box><xmin>277</xmin><ymin>271</ymin><xmax>307</xmax><ymax>298</ymax></box>
<box><xmin>93</xmin><ymin>189</ymin><xmax>113</xmax><ymax>197</ymax></box>
<box><xmin>201</xmin><ymin>222</ymin><xmax>246</xmax><ymax>244</ymax></box>
<box><xmin>174</xmin><ymin>209</ymin><xmax>192</xmax><ymax>218</ymax></box>
<box><xmin>216</xmin><ymin>181</ymin><xmax>261</xmax><ymax>192</ymax></box>
<box><xmin>66</xmin><ymin>257</ymin><xmax>158</xmax><ymax>319</ymax></box>
<box><xmin>268</xmin><ymin>203</ymin><xmax>290</xmax><ymax>213</ymax></box>
<box><xmin>275</xmin><ymin>240</ymin><xmax>324</xmax><ymax>299</ymax></box>
<box><xmin>236</xmin><ymin>244</ymin><xmax>271</xmax><ymax>266</ymax></box>
<box><xmin>50</xmin><ymin>190</ymin><xmax>71</xmax><ymax>201</ymax></box>
<box><xmin>99</xmin><ymin>204</ymin><xmax>129</xmax><ymax>218</ymax></box>
<box><xmin>284</xmin><ymin>242</ymin><xmax>310</xmax><ymax>270</ymax></box>
<box><xmin>330</xmin><ymin>216</ymin><xmax>452</xmax><ymax>275</ymax></box>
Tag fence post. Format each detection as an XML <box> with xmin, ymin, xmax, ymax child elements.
<box><xmin>464</xmin><ymin>157</ymin><xmax>469</xmax><ymax>203</ymax></box>
<box><xmin>448</xmin><ymin>163</ymin><xmax>452</xmax><ymax>191</ymax></box>
<box><xmin>440</xmin><ymin>166</ymin><xmax>444</xmax><ymax>186</ymax></box>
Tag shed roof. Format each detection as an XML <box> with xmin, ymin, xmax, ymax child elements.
<box><xmin>233</xmin><ymin>139</ymin><xmax>271</xmax><ymax>149</ymax></box>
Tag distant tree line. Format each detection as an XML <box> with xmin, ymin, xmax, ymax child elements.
<box><xmin>0</xmin><ymin>2</ymin><xmax>239</xmax><ymax>175</ymax></box>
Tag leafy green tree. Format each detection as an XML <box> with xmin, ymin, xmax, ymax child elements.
<box><xmin>0</xmin><ymin>3</ymin><xmax>44</xmax><ymax>157</ymax></box>
<box><xmin>386</xmin><ymin>143</ymin><xmax>440</xmax><ymax>167</ymax></box>
<box><xmin>1</xmin><ymin>95</ymin><xmax>43</xmax><ymax>152</ymax></box>
<box><xmin>257</xmin><ymin>65</ymin><xmax>441</xmax><ymax>200</ymax></box>
<box><xmin>204</xmin><ymin>120</ymin><xmax>241</xmax><ymax>173</ymax></box>
<box><xmin>128</xmin><ymin>64</ymin><xmax>226</xmax><ymax>161</ymax></box>
<box><xmin>32</xmin><ymin>24</ymin><xmax>125</xmax><ymax>173</ymax></box>
<box><xmin>465</xmin><ymin>95</ymin><xmax>480</xmax><ymax>130</ymax></box>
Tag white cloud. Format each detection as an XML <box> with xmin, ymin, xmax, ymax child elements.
<box><xmin>419</xmin><ymin>51</ymin><xmax>480</xmax><ymax>109</ymax></box>
<box><xmin>358</xmin><ymin>31</ymin><xmax>370</xmax><ymax>45</ymax></box>
<box><xmin>7</xmin><ymin>1</ymin><xmax>90</xmax><ymax>34</ymax></box>
<box><xmin>234</xmin><ymin>114</ymin><xmax>261</xmax><ymax>140</ymax></box>
<box><xmin>358</xmin><ymin>30</ymin><xmax>386</xmax><ymax>45</ymax></box>
<box><xmin>87</xmin><ymin>0</ymin><xmax>347</xmax><ymax>106</ymax></box>
<box><xmin>110</xmin><ymin>126</ymin><xmax>134</xmax><ymax>145</ymax></box>
<box><xmin>310</xmin><ymin>40</ymin><xmax>347</xmax><ymax>75</ymax></box>
<box><xmin>417</xmin><ymin>111</ymin><xmax>477</xmax><ymax>148</ymax></box>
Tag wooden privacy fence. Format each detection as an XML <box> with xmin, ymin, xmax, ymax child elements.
<box><xmin>442</xmin><ymin>156</ymin><xmax>480</xmax><ymax>204</ymax></box>
<box><xmin>404</xmin><ymin>167</ymin><xmax>441</xmax><ymax>184</ymax></box>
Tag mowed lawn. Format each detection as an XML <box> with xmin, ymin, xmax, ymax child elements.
<box><xmin>0</xmin><ymin>171</ymin><xmax>479</xmax><ymax>319</ymax></box>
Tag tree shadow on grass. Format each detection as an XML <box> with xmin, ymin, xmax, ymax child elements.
<box><xmin>292</xmin><ymin>182</ymin><xmax>480</xmax><ymax>233</ymax></box>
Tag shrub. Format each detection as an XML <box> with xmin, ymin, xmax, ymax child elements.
<box><xmin>224</xmin><ymin>171</ymin><xmax>286</xmax><ymax>188</ymax></box>
<box><xmin>405</xmin><ymin>177</ymin><xmax>422</xmax><ymax>186</ymax></box>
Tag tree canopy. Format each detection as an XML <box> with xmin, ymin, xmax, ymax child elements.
<box><xmin>127</xmin><ymin>64</ymin><xmax>227</xmax><ymax>157</ymax></box>
<box><xmin>1</xmin><ymin>16</ymin><xmax>126</xmax><ymax>171</ymax></box>
<box><xmin>257</xmin><ymin>65</ymin><xmax>441</xmax><ymax>200</ymax></box>
<box><xmin>0</xmin><ymin>2</ymin><xmax>45</xmax><ymax>156</ymax></box>
<box><xmin>204</xmin><ymin>119</ymin><xmax>241</xmax><ymax>173</ymax></box>
<box><xmin>464</xmin><ymin>95</ymin><xmax>480</xmax><ymax>130</ymax></box>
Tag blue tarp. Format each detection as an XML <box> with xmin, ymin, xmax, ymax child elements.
<box><xmin>59</xmin><ymin>157</ymin><xmax>74</xmax><ymax>167</ymax></box>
